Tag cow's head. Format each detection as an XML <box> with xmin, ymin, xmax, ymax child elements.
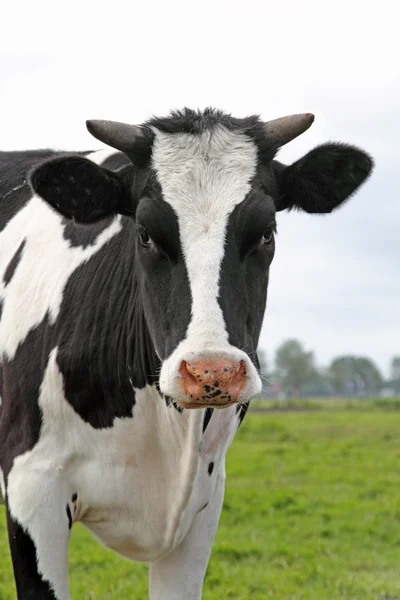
<box><xmin>30</xmin><ymin>109</ymin><xmax>373</xmax><ymax>409</ymax></box>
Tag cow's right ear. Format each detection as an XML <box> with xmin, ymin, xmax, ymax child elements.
<box><xmin>30</xmin><ymin>155</ymin><xmax>134</xmax><ymax>223</ymax></box>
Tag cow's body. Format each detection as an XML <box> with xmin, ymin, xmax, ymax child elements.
<box><xmin>0</xmin><ymin>109</ymin><xmax>373</xmax><ymax>599</ymax></box>
<box><xmin>0</xmin><ymin>146</ymin><xmax>243</xmax><ymax>597</ymax></box>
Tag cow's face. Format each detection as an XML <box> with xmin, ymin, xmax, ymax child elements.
<box><xmin>31</xmin><ymin>109</ymin><xmax>373</xmax><ymax>409</ymax></box>
<box><xmin>135</xmin><ymin>126</ymin><xmax>274</xmax><ymax>406</ymax></box>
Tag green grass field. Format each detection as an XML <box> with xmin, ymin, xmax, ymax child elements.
<box><xmin>2</xmin><ymin>399</ymin><xmax>400</xmax><ymax>599</ymax></box>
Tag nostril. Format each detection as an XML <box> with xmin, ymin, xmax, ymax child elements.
<box><xmin>234</xmin><ymin>360</ymin><xmax>246</xmax><ymax>379</ymax></box>
<box><xmin>228</xmin><ymin>361</ymin><xmax>247</xmax><ymax>390</ymax></box>
<box><xmin>179</xmin><ymin>361</ymin><xmax>198</xmax><ymax>384</ymax></box>
<box><xmin>179</xmin><ymin>360</ymin><xmax>202</xmax><ymax>397</ymax></box>
<box><xmin>185</xmin><ymin>363</ymin><xmax>194</xmax><ymax>374</ymax></box>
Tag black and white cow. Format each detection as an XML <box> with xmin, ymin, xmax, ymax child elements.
<box><xmin>0</xmin><ymin>108</ymin><xmax>373</xmax><ymax>599</ymax></box>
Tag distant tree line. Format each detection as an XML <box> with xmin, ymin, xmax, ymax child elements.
<box><xmin>258</xmin><ymin>340</ymin><xmax>400</xmax><ymax>398</ymax></box>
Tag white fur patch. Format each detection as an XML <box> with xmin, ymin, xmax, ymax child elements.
<box><xmin>152</xmin><ymin>127</ymin><xmax>262</xmax><ymax>401</ymax></box>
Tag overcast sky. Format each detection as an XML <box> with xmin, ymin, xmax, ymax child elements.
<box><xmin>1</xmin><ymin>0</ymin><xmax>399</xmax><ymax>376</ymax></box>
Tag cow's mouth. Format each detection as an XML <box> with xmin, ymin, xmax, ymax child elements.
<box><xmin>175</xmin><ymin>399</ymin><xmax>237</xmax><ymax>410</ymax></box>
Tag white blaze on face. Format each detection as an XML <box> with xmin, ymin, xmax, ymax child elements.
<box><xmin>153</xmin><ymin>126</ymin><xmax>262</xmax><ymax>401</ymax></box>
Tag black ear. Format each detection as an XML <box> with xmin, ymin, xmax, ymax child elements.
<box><xmin>30</xmin><ymin>155</ymin><xmax>133</xmax><ymax>223</ymax></box>
<box><xmin>274</xmin><ymin>143</ymin><xmax>374</xmax><ymax>213</ymax></box>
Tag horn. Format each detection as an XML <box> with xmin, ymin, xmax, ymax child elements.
<box><xmin>86</xmin><ymin>120</ymin><xmax>146</xmax><ymax>153</ymax></box>
<box><xmin>263</xmin><ymin>113</ymin><xmax>315</xmax><ymax>147</ymax></box>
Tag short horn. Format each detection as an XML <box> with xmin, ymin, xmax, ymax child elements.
<box><xmin>86</xmin><ymin>120</ymin><xmax>146</xmax><ymax>153</ymax></box>
<box><xmin>263</xmin><ymin>113</ymin><xmax>315</xmax><ymax>147</ymax></box>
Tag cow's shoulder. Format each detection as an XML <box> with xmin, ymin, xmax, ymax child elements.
<box><xmin>0</xmin><ymin>146</ymin><xmax>141</xmax><ymax>436</ymax></box>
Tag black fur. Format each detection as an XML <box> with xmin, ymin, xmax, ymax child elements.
<box><xmin>66</xmin><ymin>504</ymin><xmax>72</xmax><ymax>530</ymax></box>
<box><xmin>202</xmin><ymin>408</ymin><xmax>214</xmax><ymax>433</ymax></box>
<box><xmin>236</xmin><ymin>402</ymin><xmax>249</xmax><ymax>426</ymax></box>
<box><xmin>273</xmin><ymin>142</ymin><xmax>374</xmax><ymax>213</ymax></box>
<box><xmin>3</xmin><ymin>240</ymin><xmax>26</xmax><ymax>286</ymax></box>
<box><xmin>30</xmin><ymin>155</ymin><xmax>132</xmax><ymax>223</ymax></box>
<box><xmin>219</xmin><ymin>190</ymin><xmax>276</xmax><ymax>365</ymax></box>
<box><xmin>0</xmin><ymin>317</ymin><xmax>52</xmax><ymax>476</ymax></box>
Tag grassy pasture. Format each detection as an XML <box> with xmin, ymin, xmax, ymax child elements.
<box><xmin>1</xmin><ymin>398</ymin><xmax>400</xmax><ymax>599</ymax></box>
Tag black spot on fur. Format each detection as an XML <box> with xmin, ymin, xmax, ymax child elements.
<box><xmin>3</xmin><ymin>239</ymin><xmax>26</xmax><ymax>286</ymax></box>
<box><xmin>0</xmin><ymin>316</ymin><xmax>54</xmax><ymax>477</ymax></box>
<box><xmin>208</xmin><ymin>461</ymin><xmax>214</xmax><ymax>476</ymax></box>
<box><xmin>236</xmin><ymin>402</ymin><xmax>249</xmax><ymax>427</ymax></box>
<box><xmin>71</xmin><ymin>492</ymin><xmax>77</xmax><ymax>503</ymax></box>
<box><xmin>199</xmin><ymin>502</ymin><xmax>209</xmax><ymax>513</ymax></box>
<box><xmin>202</xmin><ymin>408</ymin><xmax>214</xmax><ymax>433</ymax></box>
<box><xmin>66</xmin><ymin>504</ymin><xmax>72</xmax><ymax>530</ymax></box>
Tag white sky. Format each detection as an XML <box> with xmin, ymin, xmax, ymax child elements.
<box><xmin>1</xmin><ymin>0</ymin><xmax>399</xmax><ymax>376</ymax></box>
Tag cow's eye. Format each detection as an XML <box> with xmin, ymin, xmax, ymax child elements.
<box><xmin>261</xmin><ymin>230</ymin><xmax>274</xmax><ymax>245</ymax></box>
<box><xmin>139</xmin><ymin>229</ymin><xmax>153</xmax><ymax>249</ymax></box>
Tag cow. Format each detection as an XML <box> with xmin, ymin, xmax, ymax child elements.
<box><xmin>0</xmin><ymin>107</ymin><xmax>373</xmax><ymax>599</ymax></box>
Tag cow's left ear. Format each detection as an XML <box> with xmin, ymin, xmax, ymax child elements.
<box><xmin>273</xmin><ymin>143</ymin><xmax>374</xmax><ymax>213</ymax></box>
<box><xmin>30</xmin><ymin>155</ymin><xmax>134</xmax><ymax>223</ymax></box>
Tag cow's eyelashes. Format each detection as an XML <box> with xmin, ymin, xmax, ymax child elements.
<box><xmin>260</xmin><ymin>230</ymin><xmax>274</xmax><ymax>246</ymax></box>
<box><xmin>137</xmin><ymin>227</ymin><xmax>172</xmax><ymax>259</ymax></box>
<box><xmin>138</xmin><ymin>228</ymin><xmax>153</xmax><ymax>249</ymax></box>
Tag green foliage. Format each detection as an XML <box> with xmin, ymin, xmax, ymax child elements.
<box><xmin>329</xmin><ymin>356</ymin><xmax>383</xmax><ymax>395</ymax></box>
<box><xmin>391</xmin><ymin>357</ymin><xmax>400</xmax><ymax>381</ymax></box>
<box><xmin>257</xmin><ymin>348</ymin><xmax>271</xmax><ymax>393</ymax></box>
<box><xmin>390</xmin><ymin>357</ymin><xmax>400</xmax><ymax>394</ymax></box>
<box><xmin>2</xmin><ymin>403</ymin><xmax>400</xmax><ymax>598</ymax></box>
<box><xmin>274</xmin><ymin>339</ymin><xmax>318</xmax><ymax>395</ymax></box>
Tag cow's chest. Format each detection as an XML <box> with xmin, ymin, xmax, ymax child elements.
<box><xmin>5</xmin><ymin>351</ymin><xmax>239</xmax><ymax>563</ymax></box>
<box><xmin>78</xmin><ymin>429</ymin><xmax>220</xmax><ymax>562</ymax></box>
